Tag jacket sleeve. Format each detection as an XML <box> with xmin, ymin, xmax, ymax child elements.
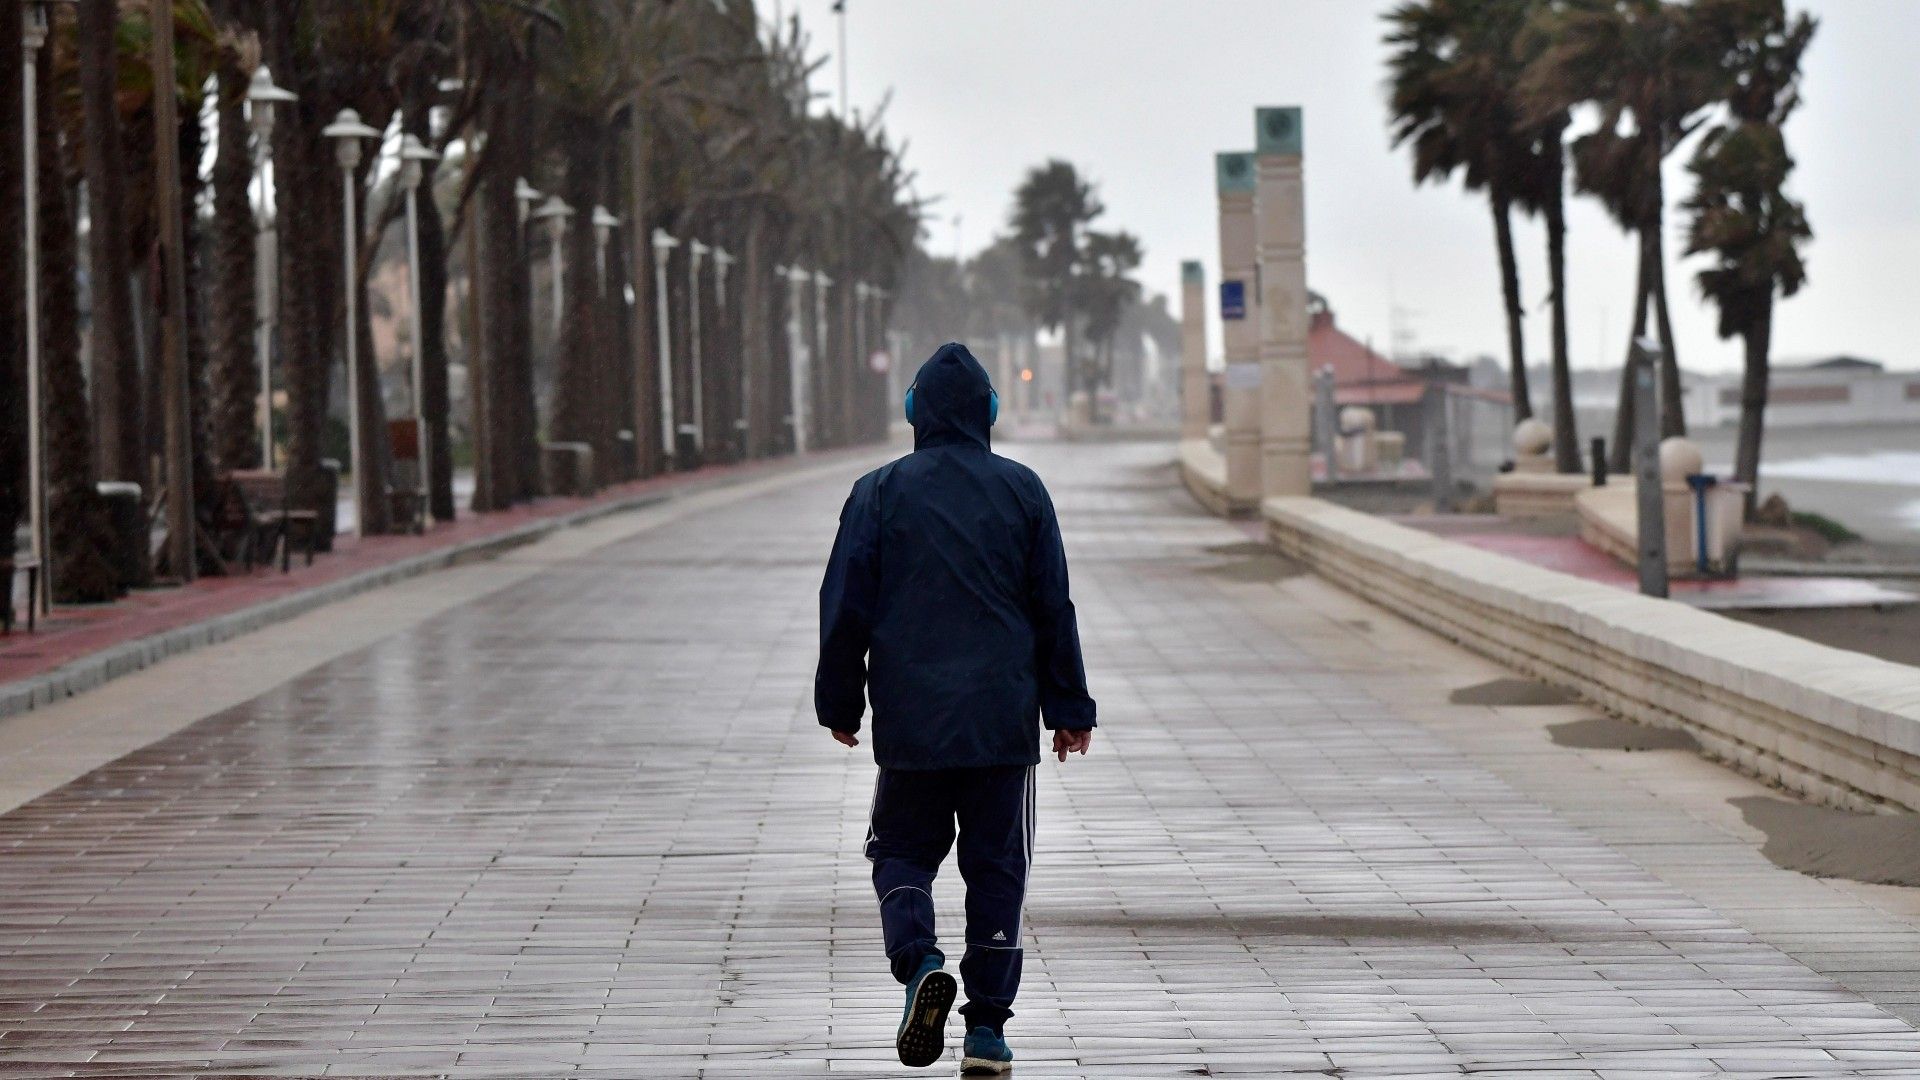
<box><xmin>815</xmin><ymin>479</ymin><xmax>880</xmax><ymax>733</ymax></box>
<box><xmin>1026</xmin><ymin>481</ymin><xmax>1097</xmax><ymax>730</ymax></box>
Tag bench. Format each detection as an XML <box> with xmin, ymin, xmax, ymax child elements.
<box><xmin>224</xmin><ymin>470</ymin><xmax>318</xmax><ymax>572</ymax></box>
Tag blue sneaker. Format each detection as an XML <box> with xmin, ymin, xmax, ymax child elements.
<box><xmin>895</xmin><ymin>955</ymin><xmax>955</xmax><ymax>1067</ymax></box>
<box><xmin>962</xmin><ymin>1026</ymin><xmax>1013</xmax><ymax>1074</ymax></box>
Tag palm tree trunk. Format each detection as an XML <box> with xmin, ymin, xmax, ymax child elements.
<box><xmin>1543</xmin><ymin>128</ymin><xmax>1579</xmax><ymax>474</ymax></box>
<box><xmin>38</xmin><ymin>58</ymin><xmax>120</xmax><ymax>602</ymax></box>
<box><xmin>77</xmin><ymin>0</ymin><xmax>143</xmax><ymax>485</ymax></box>
<box><xmin>550</xmin><ymin>120</ymin><xmax>602</xmax><ymax>454</ymax></box>
<box><xmin>209</xmin><ymin>53</ymin><xmax>258</xmax><ymax>472</ymax></box>
<box><xmin>1490</xmin><ymin>187</ymin><xmax>1532</xmax><ymax>421</ymax></box>
<box><xmin>399</xmin><ymin>106</ymin><xmax>454</xmax><ymax>521</ymax></box>
<box><xmin>1607</xmin><ymin>238</ymin><xmax>1653</xmax><ymax>474</ymax></box>
<box><xmin>1732</xmin><ymin>302</ymin><xmax>1772</xmax><ymax>517</ymax></box>
<box><xmin>1647</xmin><ymin>171</ymin><xmax>1685</xmax><ymax>439</ymax></box>
<box><xmin>625</xmin><ymin>101</ymin><xmax>662</xmax><ymax>476</ymax></box>
<box><xmin>0</xmin><ymin>0</ymin><xmax>21</xmax><ymax>570</ymax></box>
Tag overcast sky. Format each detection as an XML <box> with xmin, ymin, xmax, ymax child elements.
<box><xmin>780</xmin><ymin>0</ymin><xmax>1919</xmax><ymax>374</ymax></box>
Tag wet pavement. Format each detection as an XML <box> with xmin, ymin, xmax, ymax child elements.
<box><xmin>2</xmin><ymin>440</ymin><xmax>1919</xmax><ymax>1077</ymax></box>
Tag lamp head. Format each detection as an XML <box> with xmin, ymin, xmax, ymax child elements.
<box><xmin>397</xmin><ymin>134</ymin><xmax>438</xmax><ymax>191</ymax></box>
<box><xmin>591</xmin><ymin>206</ymin><xmax>619</xmax><ymax>246</ymax></box>
<box><xmin>322</xmin><ymin>108</ymin><xmax>381</xmax><ymax>171</ymax></box>
<box><xmin>246</xmin><ymin>67</ymin><xmax>296</xmax><ymax>142</ymax></box>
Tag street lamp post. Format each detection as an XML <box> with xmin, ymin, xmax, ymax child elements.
<box><xmin>812</xmin><ymin>270</ymin><xmax>833</xmax><ymax>443</ymax></box>
<box><xmin>247</xmin><ymin>67</ymin><xmax>295</xmax><ymax>471</ymax></box>
<box><xmin>779</xmin><ymin>265</ymin><xmax>810</xmax><ymax>454</ymax></box>
<box><xmin>591</xmin><ymin>205</ymin><xmax>618</xmax><ymax>295</ymax></box>
<box><xmin>322</xmin><ymin>108</ymin><xmax>381</xmax><ymax>538</ymax></box>
<box><xmin>514</xmin><ymin>177</ymin><xmax>541</xmax><ymax>227</ymax></box>
<box><xmin>531</xmin><ymin>195</ymin><xmax>573</xmax><ymax>342</ymax></box>
<box><xmin>20</xmin><ymin>2</ymin><xmax>58</xmax><ymax>610</ymax></box>
<box><xmin>650</xmin><ymin>228</ymin><xmax>680</xmax><ymax>462</ymax></box>
<box><xmin>398</xmin><ymin>133</ymin><xmax>439</xmax><ymax>526</ymax></box>
<box><xmin>686</xmin><ymin>239</ymin><xmax>708</xmax><ymax>453</ymax></box>
<box><xmin>713</xmin><ymin>247</ymin><xmax>744</xmax><ymax>453</ymax></box>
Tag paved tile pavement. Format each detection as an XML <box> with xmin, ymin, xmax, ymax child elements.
<box><xmin>1</xmin><ymin>440</ymin><xmax>1918</xmax><ymax>1077</ymax></box>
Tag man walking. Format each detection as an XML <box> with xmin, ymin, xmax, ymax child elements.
<box><xmin>817</xmin><ymin>342</ymin><xmax>1096</xmax><ymax>1072</ymax></box>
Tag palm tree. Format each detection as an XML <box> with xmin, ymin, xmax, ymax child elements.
<box><xmin>34</xmin><ymin>30</ymin><xmax>121</xmax><ymax>602</ymax></box>
<box><xmin>1385</xmin><ymin>0</ymin><xmax>1542</xmax><ymax>423</ymax></box>
<box><xmin>1684</xmin><ymin>0</ymin><xmax>1814</xmax><ymax>512</ymax></box>
<box><xmin>1011</xmin><ymin>160</ymin><xmax>1102</xmax><ymax>404</ymax></box>
<box><xmin>76</xmin><ymin>0</ymin><xmax>146</xmax><ymax>486</ymax></box>
<box><xmin>207</xmin><ymin>4</ymin><xmax>259</xmax><ymax>472</ymax></box>
<box><xmin>1522</xmin><ymin>0</ymin><xmax>1727</xmax><ymax>443</ymax></box>
<box><xmin>1078</xmin><ymin>228</ymin><xmax>1142</xmax><ymax>422</ymax></box>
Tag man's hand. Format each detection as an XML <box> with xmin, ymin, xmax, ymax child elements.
<box><xmin>1053</xmin><ymin>728</ymin><xmax>1093</xmax><ymax>762</ymax></box>
<box><xmin>830</xmin><ymin>729</ymin><xmax>860</xmax><ymax>748</ymax></box>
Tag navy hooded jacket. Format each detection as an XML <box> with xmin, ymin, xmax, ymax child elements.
<box><xmin>815</xmin><ymin>342</ymin><xmax>1096</xmax><ymax>770</ymax></box>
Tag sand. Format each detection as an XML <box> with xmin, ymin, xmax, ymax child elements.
<box><xmin>1733</xmin><ymin>795</ymin><xmax>1920</xmax><ymax>888</ymax></box>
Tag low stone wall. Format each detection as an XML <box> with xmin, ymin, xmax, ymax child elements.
<box><xmin>1179</xmin><ymin>437</ymin><xmax>1242</xmax><ymax>518</ymax></box>
<box><xmin>1492</xmin><ymin>471</ymin><xmax>1589</xmax><ymax>520</ymax></box>
<box><xmin>1264</xmin><ymin>495</ymin><xmax>1920</xmax><ymax>813</ymax></box>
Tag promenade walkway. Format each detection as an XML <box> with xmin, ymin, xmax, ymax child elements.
<box><xmin>1</xmin><ymin>440</ymin><xmax>1918</xmax><ymax>1077</ymax></box>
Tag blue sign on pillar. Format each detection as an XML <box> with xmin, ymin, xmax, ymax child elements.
<box><xmin>1220</xmin><ymin>280</ymin><xmax>1246</xmax><ymax>320</ymax></box>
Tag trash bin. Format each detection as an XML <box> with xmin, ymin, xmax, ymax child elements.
<box><xmin>95</xmin><ymin>480</ymin><xmax>149</xmax><ymax>590</ymax></box>
<box><xmin>315</xmin><ymin>459</ymin><xmax>342</xmax><ymax>552</ymax></box>
<box><xmin>1685</xmin><ymin>474</ymin><xmax>1750</xmax><ymax>576</ymax></box>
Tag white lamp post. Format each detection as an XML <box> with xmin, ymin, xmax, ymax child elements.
<box><xmin>321</xmin><ymin>107</ymin><xmax>381</xmax><ymax>538</ymax></box>
<box><xmin>398</xmin><ymin>133</ymin><xmax>439</xmax><ymax>526</ymax></box>
<box><xmin>591</xmin><ymin>205</ymin><xmax>618</xmax><ymax>295</ymax></box>
<box><xmin>650</xmin><ymin>228</ymin><xmax>680</xmax><ymax>460</ymax></box>
<box><xmin>531</xmin><ymin>195</ymin><xmax>573</xmax><ymax>343</ymax></box>
<box><xmin>714</xmin><ymin>248</ymin><xmax>744</xmax><ymax>450</ymax></box>
<box><xmin>781</xmin><ymin>265</ymin><xmax>812</xmax><ymax>454</ymax></box>
<box><xmin>21</xmin><ymin>2</ymin><xmax>61</xmax><ymax>611</ymax></box>
<box><xmin>513</xmin><ymin>177</ymin><xmax>541</xmax><ymax>227</ymax></box>
<box><xmin>853</xmin><ymin>282</ymin><xmax>870</xmax><ymax>397</ymax></box>
<box><xmin>686</xmin><ymin>239</ymin><xmax>708</xmax><ymax>453</ymax></box>
<box><xmin>247</xmin><ymin>67</ymin><xmax>295</xmax><ymax>471</ymax></box>
<box><xmin>812</xmin><ymin>269</ymin><xmax>833</xmax><ymax>399</ymax></box>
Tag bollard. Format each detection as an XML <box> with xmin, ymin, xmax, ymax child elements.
<box><xmin>1591</xmin><ymin>437</ymin><xmax>1607</xmax><ymax>487</ymax></box>
<box><xmin>1631</xmin><ymin>340</ymin><xmax>1668</xmax><ymax>598</ymax></box>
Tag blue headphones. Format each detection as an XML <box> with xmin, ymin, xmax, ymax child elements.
<box><xmin>904</xmin><ymin>384</ymin><xmax>999</xmax><ymax>427</ymax></box>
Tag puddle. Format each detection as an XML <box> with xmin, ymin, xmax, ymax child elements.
<box><xmin>1197</xmin><ymin>542</ymin><xmax>1304</xmax><ymax>583</ymax></box>
<box><xmin>1732</xmin><ymin>796</ymin><xmax>1920</xmax><ymax>887</ymax></box>
<box><xmin>1548</xmin><ymin>716</ymin><xmax>1700</xmax><ymax>752</ymax></box>
<box><xmin>1448</xmin><ymin>678</ymin><xmax>1577</xmax><ymax>706</ymax></box>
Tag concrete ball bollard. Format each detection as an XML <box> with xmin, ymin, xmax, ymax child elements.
<box><xmin>1512</xmin><ymin>418</ymin><xmax>1554</xmax><ymax>458</ymax></box>
<box><xmin>1659</xmin><ymin>437</ymin><xmax>1704</xmax><ymax>482</ymax></box>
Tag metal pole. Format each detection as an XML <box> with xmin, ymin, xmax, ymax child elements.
<box><xmin>1632</xmin><ymin>339</ymin><xmax>1668</xmax><ymax>598</ymax></box>
<box><xmin>404</xmin><ymin>182</ymin><xmax>431</xmax><ymax>525</ymax></box>
<box><xmin>21</xmin><ymin>6</ymin><xmax>47</xmax><ymax>608</ymax></box>
<box><xmin>783</xmin><ymin>267</ymin><xmax>808</xmax><ymax>455</ymax></box>
<box><xmin>687</xmin><ymin>241</ymin><xmax>705</xmax><ymax>453</ymax></box>
<box><xmin>651</xmin><ymin>231</ymin><xmax>675</xmax><ymax>461</ymax></box>
<box><xmin>549</xmin><ymin>227</ymin><xmax>563</xmax><ymax>343</ymax></box>
<box><xmin>255</xmin><ymin>193</ymin><xmax>276</xmax><ymax>469</ymax></box>
<box><xmin>1429</xmin><ymin>386</ymin><xmax>1453</xmax><ymax>513</ymax></box>
<box><xmin>341</xmin><ymin>167</ymin><xmax>363</xmax><ymax>537</ymax></box>
<box><xmin>152</xmin><ymin>0</ymin><xmax>195</xmax><ymax>582</ymax></box>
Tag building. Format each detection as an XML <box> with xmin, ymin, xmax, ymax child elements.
<box><xmin>1683</xmin><ymin>356</ymin><xmax>1920</xmax><ymax>429</ymax></box>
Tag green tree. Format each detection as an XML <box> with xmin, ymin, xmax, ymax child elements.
<box><xmin>1684</xmin><ymin>0</ymin><xmax>1814</xmax><ymax>511</ymax></box>
<box><xmin>1010</xmin><ymin>160</ymin><xmax>1102</xmax><ymax>404</ymax></box>
<box><xmin>1522</xmin><ymin>0</ymin><xmax>1727</xmax><ymax>443</ymax></box>
<box><xmin>1385</xmin><ymin>0</ymin><xmax>1544</xmax><ymax>424</ymax></box>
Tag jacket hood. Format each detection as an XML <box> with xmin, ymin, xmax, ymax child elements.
<box><xmin>910</xmin><ymin>342</ymin><xmax>993</xmax><ymax>451</ymax></box>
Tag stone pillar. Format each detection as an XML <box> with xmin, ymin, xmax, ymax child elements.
<box><xmin>1179</xmin><ymin>260</ymin><xmax>1209</xmax><ymax>440</ymax></box>
<box><xmin>1254</xmin><ymin>106</ymin><xmax>1311</xmax><ymax>498</ymax></box>
<box><xmin>1215</xmin><ymin>151</ymin><xmax>1260</xmax><ymax>509</ymax></box>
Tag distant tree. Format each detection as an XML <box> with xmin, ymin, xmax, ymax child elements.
<box><xmin>1684</xmin><ymin>0</ymin><xmax>1815</xmax><ymax>512</ymax></box>
<box><xmin>1522</xmin><ymin>0</ymin><xmax>1728</xmax><ymax>443</ymax></box>
<box><xmin>1010</xmin><ymin>160</ymin><xmax>1102</xmax><ymax>402</ymax></box>
<box><xmin>0</xmin><ymin>0</ymin><xmax>24</xmax><ymax>580</ymax></box>
<box><xmin>76</xmin><ymin>0</ymin><xmax>145</xmax><ymax>485</ymax></box>
<box><xmin>1077</xmin><ymin>229</ymin><xmax>1142</xmax><ymax>420</ymax></box>
<box><xmin>208</xmin><ymin>6</ymin><xmax>260</xmax><ymax>472</ymax></box>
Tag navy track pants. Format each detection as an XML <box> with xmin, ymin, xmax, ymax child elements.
<box><xmin>865</xmin><ymin>764</ymin><xmax>1034</xmax><ymax>1033</ymax></box>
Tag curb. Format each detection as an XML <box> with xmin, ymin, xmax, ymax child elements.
<box><xmin>0</xmin><ymin>453</ymin><xmax>846</xmax><ymax>722</ymax></box>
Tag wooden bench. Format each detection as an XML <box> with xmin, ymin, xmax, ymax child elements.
<box><xmin>224</xmin><ymin>470</ymin><xmax>318</xmax><ymax>572</ymax></box>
